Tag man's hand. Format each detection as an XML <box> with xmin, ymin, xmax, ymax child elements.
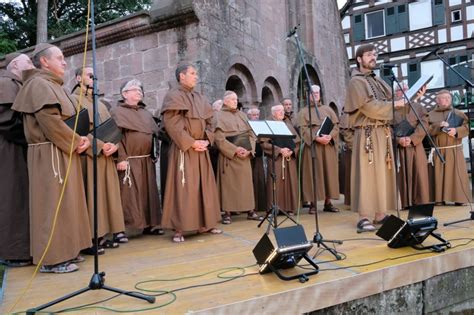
<box><xmin>102</xmin><ymin>143</ymin><xmax>118</xmax><ymax>157</ymax></box>
<box><xmin>116</xmin><ymin>161</ymin><xmax>128</xmax><ymax>171</ymax></box>
<box><xmin>446</xmin><ymin>128</ymin><xmax>457</xmax><ymax>137</ymax></box>
<box><xmin>440</xmin><ymin>121</ymin><xmax>449</xmax><ymax>128</ymax></box>
<box><xmin>398</xmin><ymin>137</ymin><xmax>412</xmax><ymax>147</ymax></box>
<box><xmin>76</xmin><ymin>136</ymin><xmax>90</xmax><ymax>154</ymax></box>
<box><xmin>315</xmin><ymin>134</ymin><xmax>331</xmax><ymax>145</ymax></box>
<box><xmin>236</xmin><ymin>147</ymin><xmax>250</xmax><ymax>159</ymax></box>
<box><xmin>394</xmin><ymin>99</ymin><xmax>406</xmax><ymax>109</ymax></box>
<box><xmin>280</xmin><ymin>148</ymin><xmax>292</xmax><ymax>158</ymax></box>
<box><xmin>192</xmin><ymin>140</ymin><xmax>209</xmax><ymax>152</ymax></box>
<box><xmin>414</xmin><ymin>85</ymin><xmax>427</xmax><ymax>101</ymax></box>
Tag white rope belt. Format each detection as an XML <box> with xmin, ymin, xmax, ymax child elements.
<box><xmin>179</xmin><ymin>150</ymin><xmax>185</xmax><ymax>187</ymax></box>
<box><xmin>28</xmin><ymin>141</ymin><xmax>63</xmax><ymax>184</ymax></box>
<box><xmin>428</xmin><ymin>144</ymin><xmax>462</xmax><ymax>165</ymax></box>
<box><xmin>281</xmin><ymin>156</ymin><xmax>291</xmax><ymax>180</ymax></box>
<box><xmin>123</xmin><ymin>154</ymin><xmax>150</xmax><ymax>187</ymax></box>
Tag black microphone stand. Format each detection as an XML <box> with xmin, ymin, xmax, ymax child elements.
<box><xmin>26</xmin><ymin>1</ymin><xmax>155</xmax><ymax>313</ymax></box>
<box><xmin>387</xmin><ymin>66</ymin><xmax>444</xmax><ymax>218</ymax></box>
<box><xmin>288</xmin><ymin>27</ymin><xmax>342</xmax><ymax>260</ymax></box>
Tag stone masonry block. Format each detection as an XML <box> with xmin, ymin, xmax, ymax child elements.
<box><xmin>134</xmin><ymin>33</ymin><xmax>159</xmax><ymax>52</ymax></box>
<box><xmin>104</xmin><ymin>59</ymin><xmax>120</xmax><ymax>79</ymax></box>
<box><xmin>119</xmin><ymin>53</ymin><xmax>144</xmax><ymax>76</ymax></box>
<box><xmin>143</xmin><ymin>46</ymin><xmax>169</xmax><ymax>72</ymax></box>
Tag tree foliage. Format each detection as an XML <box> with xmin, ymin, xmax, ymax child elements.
<box><xmin>0</xmin><ymin>0</ymin><xmax>152</xmax><ymax>55</ymax></box>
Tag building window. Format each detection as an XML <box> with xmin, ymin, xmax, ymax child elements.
<box><xmin>409</xmin><ymin>0</ymin><xmax>433</xmax><ymax>30</ymax></box>
<box><xmin>451</xmin><ymin>10</ymin><xmax>462</xmax><ymax>22</ymax></box>
<box><xmin>344</xmin><ymin>33</ymin><xmax>350</xmax><ymax>44</ymax></box>
<box><xmin>365</xmin><ymin>10</ymin><xmax>385</xmax><ymax>39</ymax></box>
<box><xmin>421</xmin><ymin>60</ymin><xmax>444</xmax><ymax>89</ymax></box>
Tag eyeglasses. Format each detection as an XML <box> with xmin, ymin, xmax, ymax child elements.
<box><xmin>125</xmin><ymin>88</ymin><xmax>143</xmax><ymax>93</ymax></box>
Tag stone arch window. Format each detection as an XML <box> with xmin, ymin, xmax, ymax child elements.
<box><xmin>296</xmin><ymin>64</ymin><xmax>321</xmax><ymax>110</ymax></box>
<box><xmin>225</xmin><ymin>63</ymin><xmax>257</xmax><ymax>110</ymax></box>
<box><xmin>260</xmin><ymin>76</ymin><xmax>283</xmax><ymax>118</ymax></box>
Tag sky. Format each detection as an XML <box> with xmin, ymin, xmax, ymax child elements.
<box><xmin>337</xmin><ymin>0</ymin><xmax>347</xmax><ymax>9</ymax></box>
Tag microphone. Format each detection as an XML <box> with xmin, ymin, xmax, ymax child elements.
<box><xmin>421</xmin><ymin>44</ymin><xmax>447</xmax><ymax>61</ymax></box>
<box><xmin>286</xmin><ymin>25</ymin><xmax>299</xmax><ymax>39</ymax></box>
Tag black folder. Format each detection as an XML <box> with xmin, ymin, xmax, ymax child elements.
<box><xmin>91</xmin><ymin>118</ymin><xmax>122</xmax><ymax>144</ymax></box>
<box><xmin>226</xmin><ymin>132</ymin><xmax>252</xmax><ymax>151</ymax></box>
<box><xmin>395</xmin><ymin>119</ymin><xmax>415</xmax><ymax>137</ymax></box>
<box><xmin>442</xmin><ymin>111</ymin><xmax>464</xmax><ymax>133</ymax></box>
<box><xmin>316</xmin><ymin>117</ymin><xmax>334</xmax><ymax>136</ymax></box>
<box><xmin>64</xmin><ymin>108</ymin><xmax>90</xmax><ymax>136</ymax></box>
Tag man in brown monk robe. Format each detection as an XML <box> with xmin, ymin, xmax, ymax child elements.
<box><xmin>247</xmin><ymin>107</ymin><xmax>267</xmax><ymax>212</ymax></box>
<box><xmin>215</xmin><ymin>91</ymin><xmax>259</xmax><ymax>224</ymax></box>
<box><xmin>111</xmin><ymin>79</ymin><xmax>162</xmax><ymax>238</ymax></box>
<box><xmin>282</xmin><ymin>98</ymin><xmax>295</xmax><ymax>122</ymax></box>
<box><xmin>71</xmin><ymin>67</ymin><xmax>125</xmax><ymax>249</ymax></box>
<box><xmin>161</xmin><ymin>63</ymin><xmax>222</xmax><ymax>243</ymax></box>
<box><xmin>0</xmin><ymin>53</ymin><xmax>34</xmax><ymax>267</ymax></box>
<box><xmin>12</xmin><ymin>43</ymin><xmax>92</xmax><ymax>273</ymax></box>
<box><xmin>344</xmin><ymin>44</ymin><xmax>406</xmax><ymax>233</ymax></box>
<box><xmin>297</xmin><ymin>85</ymin><xmax>340</xmax><ymax>214</ymax></box>
<box><xmin>338</xmin><ymin>109</ymin><xmax>353</xmax><ymax>207</ymax></box>
<box><xmin>262</xmin><ymin>104</ymin><xmax>300</xmax><ymax>215</ymax></box>
<box><xmin>393</xmin><ymin>84</ymin><xmax>430</xmax><ymax>209</ymax></box>
<box><xmin>428</xmin><ymin>90</ymin><xmax>471</xmax><ymax>206</ymax></box>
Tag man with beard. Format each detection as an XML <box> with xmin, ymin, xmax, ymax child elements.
<box><xmin>0</xmin><ymin>52</ymin><xmax>34</xmax><ymax>267</ymax></box>
<box><xmin>71</xmin><ymin>67</ymin><xmax>126</xmax><ymax>250</ymax></box>
<box><xmin>344</xmin><ymin>44</ymin><xmax>406</xmax><ymax>233</ymax></box>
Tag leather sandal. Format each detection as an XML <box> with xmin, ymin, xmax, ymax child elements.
<box><xmin>373</xmin><ymin>215</ymin><xmax>389</xmax><ymax>225</ymax></box>
<box><xmin>247</xmin><ymin>211</ymin><xmax>263</xmax><ymax>221</ymax></box>
<box><xmin>356</xmin><ymin>218</ymin><xmax>376</xmax><ymax>233</ymax></box>
<box><xmin>323</xmin><ymin>204</ymin><xmax>340</xmax><ymax>213</ymax></box>
<box><xmin>113</xmin><ymin>232</ymin><xmax>129</xmax><ymax>243</ymax></box>
<box><xmin>40</xmin><ymin>262</ymin><xmax>79</xmax><ymax>274</ymax></box>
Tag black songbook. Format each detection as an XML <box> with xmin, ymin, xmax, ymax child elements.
<box><xmin>64</xmin><ymin>108</ymin><xmax>90</xmax><ymax>136</ymax></box>
<box><xmin>226</xmin><ymin>132</ymin><xmax>252</xmax><ymax>151</ymax></box>
<box><xmin>395</xmin><ymin>119</ymin><xmax>415</xmax><ymax>137</ymax></box>
<box><xmin>272</xmin><ymin>138</ymin><xmax>295</xmax><ymax>150</ymax></box>
<box><xmin>316</xmin><ymin>117</ymin><xmax>334</xmax><ymax>136</ymax></box>
<box><xmin>91</xmin><ymin>118</ymin><xmax>122</xmax><ymax>144</ymax></box>
<box><xmin>442</xmin><ymin>111</ymin><xmax>464</xmax><ymax>133</ymax></box>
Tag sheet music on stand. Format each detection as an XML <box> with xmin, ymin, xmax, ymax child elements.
<box><xmin>248</xmin><ymin>120</ymin><xmax>295</xmax><ymax>139</ymax></box>
<box><xmin>405</xmin><ymin>74</ymin><xmax>433</xmax><ymax>102</ymax></box>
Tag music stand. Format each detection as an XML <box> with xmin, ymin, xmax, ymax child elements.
<box><xmin>249</xmin><ymin>120</ymin><xmax>298</xmax><ymax>234</ymax></box>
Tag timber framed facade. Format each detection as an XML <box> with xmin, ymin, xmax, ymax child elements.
<box><xmin>341</xmin><ymin>0</ymin><xmax>473</xmax><ymax>109</ymax></box>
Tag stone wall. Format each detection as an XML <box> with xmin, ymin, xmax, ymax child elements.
<box><xmin>56</xmin><ymin>0</ymin><xmax>348</xmax><ymax>118</ymax></box>
<box><xmin>309</xmin><ymin>266</ymin><xmax>474</xmax><ymax>314</ymax></box>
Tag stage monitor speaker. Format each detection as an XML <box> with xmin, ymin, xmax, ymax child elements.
<box><xmin>252</xmin><ymin>225</ymin><xmax>319</xmax><ymax>282</ymax></box>
<box><xmin>376</xmin><ymin>204</ymin><xmax>450</xmax><ymax>252</ymax></box>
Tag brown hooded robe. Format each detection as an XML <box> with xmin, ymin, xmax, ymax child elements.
<box><xmin>161</xmin><ymin>85</ymin><xmax>221</xmax><ymax>231</ymax></box>
<box><xmin>0</xmin><ymin>69</ymin><xmax>30</xmax><ymax>261</ymax></box>
<box><xmin>12</xmin><ymin>69</ymin><xmax>91</xmax><ymax>265</ymax></box>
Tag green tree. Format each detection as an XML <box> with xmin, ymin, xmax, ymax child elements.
<box><xmin>0</xmin><ymin>0</ymin><xmax>152</xmax><ymax>55</ymax></box>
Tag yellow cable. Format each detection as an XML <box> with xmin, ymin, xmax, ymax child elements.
<box><xmin>8</xmin><ymin>0</ymin><xmax>92</xmax><ymax>312</ymax></box>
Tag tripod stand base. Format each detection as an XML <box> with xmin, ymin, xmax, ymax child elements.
<box><xmin>267</xmin><ymin>253</ymin><xmax>319</xmax><ymax>282</ymax></box>
<box><xmin>443</xmin><ymin>212</ymin><xmax>474</xmax><ymax>226</ymax></box>
<box><xmin>313</xmin><ymin>232</ymin><xmax>343</xmax><ymax>260</ymax></box>
<box><xmin>26</xmin><ymin>272</ymin><xmax>155</xmax><ymax>314</ymax></box>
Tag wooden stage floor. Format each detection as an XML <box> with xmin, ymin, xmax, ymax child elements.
<box><xmin>2</xmin><ymin>201</ymin><xmax>474</xmax><ymax>314</ymax></box>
